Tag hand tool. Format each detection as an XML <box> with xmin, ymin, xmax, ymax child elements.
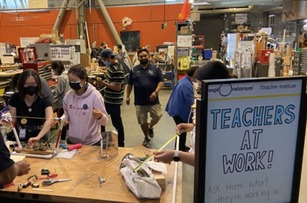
<box><xmin>42</xmin><ymin>178</ymin><xmax>71</xmax><ymax>186</ymax></box>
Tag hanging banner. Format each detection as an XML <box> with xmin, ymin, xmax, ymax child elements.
<box><xmin>194</xmin><ymin>77</ymin><xmax>306</xmax><ymax>203</ymax></box>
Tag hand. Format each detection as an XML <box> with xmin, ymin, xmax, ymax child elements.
<box><xmin>149</xmin><ymin>92</ymin><xmax>157</xmax><ymax>102</ymax></box>
<box><xmin>99</xmin><ymin>80</ymin><xmax>107</xmax><ymax>86</ymax></box>
<box><xmin>153</xmin><ymin>150</ymin><xmax>175</xmax><ymax>164</ymax></box>
<box><xmin>176</xmin><ymin>123</ymin><xmax>194</xmax><ymax>134</ymax></box>
<box><xmin>92</xmin><ymin>109</ymin><xmax>104</xmax><ymax>120</ymax></box>
<box><xmin>15</xmin><ymin>160</ymin><xmax>30</xmax><ymax>176</ymax></box>
<box><xmin>126</xmin><ymin>97</ymin><xmax>130</xmax><ymax>105</ymax></box>
<box><xmin>28</xmin><ymin>136</ymin><xmax>40</xmax><ymax>145</ymax></box>
<box><xmin>62</xmin><ymin>117</ymin><xmax>69</xmax><ymax>126</ymax></box>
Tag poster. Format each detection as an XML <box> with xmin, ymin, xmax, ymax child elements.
<box><xmin>195</xmin><ymin>77</ymin><xmax>306</xmax><ymax>203</ymax></box>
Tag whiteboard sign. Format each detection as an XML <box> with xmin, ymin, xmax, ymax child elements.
<box><xmin>194</xmin><ymin>77</ymin><xmax>306</xmax><ymax>203</ymax></box>
<box><xmin>177</xmin><ymin>35</ymin><xmax>192</xmax><ymax>47</ymax></box>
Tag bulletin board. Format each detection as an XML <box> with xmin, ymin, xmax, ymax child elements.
<box><xmin>194</xmin><ymin>77</ymin><xmax>307</xmax><ymax>203</ymax></box>
<box><xmin>120</xmin><ymin>31</ymin><xmax>140</xmax><ymax>52</ymax></box>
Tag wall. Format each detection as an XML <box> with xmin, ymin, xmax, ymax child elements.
<box><xmin>0</xmin><ymin>4</ymin><xmax>187</xmax><ymax>52</ymax></box>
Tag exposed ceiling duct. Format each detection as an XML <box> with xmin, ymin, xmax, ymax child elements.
<box><xmin>194</xmin><ymin>5</ymin><xmax>254</xmax><ymax>15</ymax></box>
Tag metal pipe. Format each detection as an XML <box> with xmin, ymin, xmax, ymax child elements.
<box><xmin>96</xmin><ymin>0</ymin><xmax>133</xmax><ymax>67</ymax></box>
<box><xmin>53</xmin><ymin>0</ymin><xmax>70</xmax><ymax>32</ymax></box>
<box><xmin>79</xmin><ymin>0</ymin><xmax>86</xmax><ymax>39</ymax></box>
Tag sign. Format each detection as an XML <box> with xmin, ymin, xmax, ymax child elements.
<box><xmin>177</xmin><ymin>35</ymin><xmax>192</xmax><ymax>47</ymax></box>
<box><xmin>194</xmin><ymin>77</ymin><xmax>306</xmax><ymax>203</ymax></box>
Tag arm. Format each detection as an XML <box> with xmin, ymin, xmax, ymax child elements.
<box><xmin>99</xmin><ymin>80</ymin><xmax>122</xmax><ymax>92</ymax></box>
<box><xmin>9</xmin><ymin>106</ymin><xmax>17</xmax><ymax>123</ymax></box>
<box><xmin>0</xmin><ymin>160</ymin><xmax>30</xmax><ymax>185</ymax></box>
<box><xmin>154</xmin><ymin>150</ymin><xmax>195</xmax><ymax>166</ymax></box>
<box><xmin>149</xmin><ymin>81</ymin><xmax>164</xmax><ymax>102</ymax></box>
<box><xmin>28</xmin><ymin>106</ymin><xmax>53</xmax><ymax>145</ymax></box>
<box><xmin>92</xmin><ymin>92</ymin><xmax>108</xmax><ymax>126</ymax></box>
<box><xmin>125</xmin><ymin>84</ymin><xmax>133</xmax><ymax>105</ymax></box>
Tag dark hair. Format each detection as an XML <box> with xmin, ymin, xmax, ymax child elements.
<box><xmin>137</xmin><ymin>48</ymin><xmax>149</xmax><ymax>57</ymax></box>
<box><xmin>186</xmin><ymin>66</ymin><xmax>198</xmax><ymax>77</ymax></box>
<box><xmin>51</xmin><ymin>61</ymin><xmax>65</xmax><ymax>75</ymax></box>
<box><xmin>194</xmin><ymin>61</ymin><xmax>230</xmax><ymax>80</ymax></box>
<box><xmin>17</xmin><ymin>69</ymin><xmax>42</xmax><ymax>99</ymax></box>
<box><xmin>101</xmin><ymin>42</ymin><xmax>106</xmax><ymax>47</ymax></box>
<box><xmin>68</xmin><ymin>65</ymin><xmax>88</xmax><ymax>81</ymax></box>
<box><xmin>117</xmin><ymin>44</ymin><xmax>122</xmax><ymax>50</ymax></box>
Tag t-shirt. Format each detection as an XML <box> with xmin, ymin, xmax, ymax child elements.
<box><xmin>104</xmin><ymin>62</ymin><xmax>125</xmax><ymax>105</ymax></box>
<box><xmin>0</xmin><ymin>135</ymin><xmax>14</xmax><ymax>174</ymax></box>
<box><xmin>8</xmin><ymin>93</ymin><xmax>52</xmax><ymax>141</ymax></box>
<box><xmin>128</xmin><ymin>64</ymin><xmax>164</xmax><ymax>105</ymax></box>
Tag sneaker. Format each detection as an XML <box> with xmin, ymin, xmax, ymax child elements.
<box><xmin>148</xmin><ymin>128</ymin><xmax>154</xmax><ymax>138</ymax></box>
<box><xmin>142</xmin><ymin>138</ymin><xmax>151</xmax><ymax>147</ymax></box>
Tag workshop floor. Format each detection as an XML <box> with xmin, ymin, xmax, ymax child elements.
<box><xmin>104</xmin><ymin>88</ymin><xmax>194</xmax><ymax>203</ymax></box>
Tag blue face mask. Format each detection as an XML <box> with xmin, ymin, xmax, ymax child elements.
<box><xmin>69</xmin><ymin>81</ymin><xmax>83</xmax><ymax>90</ymax></box>
<box><xmin>104</xmin><ymin>61</ymin><xmax>111</xmax><ymax>67</ymax></box>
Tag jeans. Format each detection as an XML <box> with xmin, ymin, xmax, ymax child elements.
<box><xmin>102</xmin><ymin>103</ymin><xmax>125</xmax><ymax>147</ymax></box>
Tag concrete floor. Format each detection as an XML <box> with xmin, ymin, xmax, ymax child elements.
<box><xmin>104</xmin><ymin>88</ymin><xmax>194</xmax><ymax>203</ymax></box>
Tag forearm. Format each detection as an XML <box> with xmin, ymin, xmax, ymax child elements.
<box><xmin>103</xmin><ymin>82</ymin><xmax>122</xmax><ymax>92</ymax></box>
<box><xmin>37</xmin><ymin>118</ymin><xmax>53</xmax><ymax>139</ymax></box>
<box><xmin>178</xmin><ymin>151</ymin><xmax>195</xmax><ymax>166</ymax></box>
<box><xmin>97</xmin><ymin>113</ymin><xmax>108</xmax><ymax>126</ymax></box>
<box><xmin>0</xmin><ymin>165</ymin><xmax>17</xmax><ymax>185</ymax></box>
<box><xmin>155</xmin><ymin>82</ymin><xmax>164</xmax><ymax>93</ymax></box>
<box><xmin>126</xmin><ymin>85</ymin><xmax>132</xmax><ymax>97</ymax></box>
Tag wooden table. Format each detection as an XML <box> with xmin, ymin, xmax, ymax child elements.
<box><xmin>0</xmin><ymin>146</ymin><xmax>182</xmax><ymax>203</ymax></box>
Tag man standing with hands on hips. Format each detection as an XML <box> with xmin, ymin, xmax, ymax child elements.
<box><xmin>126</xmin><ymin>48</ymin><xmax>164</xmax><ymax>147</ymax></box>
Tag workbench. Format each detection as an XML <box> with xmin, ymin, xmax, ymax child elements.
<box><xmin>0</xmin><ymin>146</ymin><xmax>182</xmax><ymax>203</ymax></box>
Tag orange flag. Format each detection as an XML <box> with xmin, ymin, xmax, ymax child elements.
<box><xmin>178</xmin><ymin>0</ymin><xmax>189</xmax><ymax>22</ymax></box>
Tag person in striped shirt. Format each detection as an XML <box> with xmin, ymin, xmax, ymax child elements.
<box><xmin>99</xmin><ymin>49</ymin><xmax>125</xmax><ymax>147</ymax></box>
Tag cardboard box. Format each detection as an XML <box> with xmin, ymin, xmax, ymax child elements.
<box><xmin>80</xmin><ymin>53</ymin><xmax>90</xmax><ymax>68</ymax></box>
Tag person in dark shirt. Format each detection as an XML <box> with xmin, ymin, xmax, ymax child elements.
<box><xmin>0</xmin><ymin>133</ymin><xmax>30</xmax><ymax>186</ymax></box>
<box><xmin>99</xmin><ymin>49</ymin><xmax>125</xmax><ymax>147</ymax></box>
<box><xmin>9</xmin><ymin>69</ymin><xmax>54</xmax><ymax>145</ymax></box>
<box><xmin>126</xmin><ymin>48</ymin><xmax>164</xmax><ymax>147</ymax></box>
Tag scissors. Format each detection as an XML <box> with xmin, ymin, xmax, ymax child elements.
<box><xmin>42</xmin><ymin>178</ymin><xmax>71</xmax><ymax>186</ymax></box>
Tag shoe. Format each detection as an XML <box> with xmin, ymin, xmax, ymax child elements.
<box><xmin>142</xmin><ymin>138</ymin><xmax>151</xmax><ymax>147</ymax></box>
<box><xmin>148</xmin><ymin>127</ymin><xmax>154</xmax><ymax>138</ymax></box>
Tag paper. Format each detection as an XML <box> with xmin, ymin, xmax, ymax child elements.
<box><xmin>147</xmin><ymin>161</ymin><xmax>167</xmax><ymax>174</ymax></box>
<box><xmin>55</xmin><ymin>149</ymin><xmax>77</xmax><ymax>159</ymax></box>
<box><xmin>10</xmin><ymin>155</ymin><xmax>25</xmax><ymax>162</ymax></box>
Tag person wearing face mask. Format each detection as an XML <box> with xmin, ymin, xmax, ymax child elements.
<box><xmin>126</xmin><ymin>48</ymin><xmax>164</xmax><ymax>147</ymax></box>
<box><xmin>99</xmin><ymin>49</ymin><xmax>125</xmax><ymax>147</ymax></box>
<box><xmin>8</xmin><ymin>69</ymin><xmax>54</xmax><ymax>145</ymax></box>
<box><xmin>62</xmin><ymin>65</ymin><xmax>108</xmax><ymax>145</ymax></box>
<box><xmin>51</xmin><ymin>61</ymin><xmax>70</xmax><ymax>141</ymax></box>
<box><xmin>154</xmin><ymin>61</ymin><xmax>232</xmax><ymax>166</ymax></box>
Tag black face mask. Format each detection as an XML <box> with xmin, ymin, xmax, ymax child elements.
<box><xmin>24</xmin><ymin>86</ymin><xmax>38</xmax><ymax>96</ymax></box>
<box><xmin>69</xmin><ymin>82</ymin><xmax>83</xmax><ymax>90</ymax></box>
<box><xmin>140</xmin><ymin>59</ymin><xmax>149</xmax><ymax>65</ymax></box>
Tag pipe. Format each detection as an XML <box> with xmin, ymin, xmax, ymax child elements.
<box><xmin>52</xmin><ymin>0</ymin><xmax>70</xmax><ymax>32</ymax></box>
<box><xmin>197</xmin><ymin>5</ymin><xmax>254</xmax><ymax>14</ymax></box>
<box><xmin>96</xmin><ymin>0</ymin><xmax>133</xmax><ymax>68</ymax></box>
<box><xmin>79</xmin><ymin>0</ymin><xmax>86</xmax><ymax>39</ymax></box>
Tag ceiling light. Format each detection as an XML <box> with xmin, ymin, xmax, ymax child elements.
<box><xmin>192</xmin><ymin>2</ymin><xmax>211</xmax><ymax>6</ymax></box>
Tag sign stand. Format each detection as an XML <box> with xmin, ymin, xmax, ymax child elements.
<box><xmin>194</xmin><ymin>77</ymin><xmax>307</xmax><ymax>203</ymax></box>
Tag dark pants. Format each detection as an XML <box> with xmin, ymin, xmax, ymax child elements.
<box><xmin>101</xmin><ymin>103</ymin><xmax>125</xmax><ymax>147</ymax></box>
<box><xmin>173</xmin><ymin>116</ymin><xmax>187</xmax><ymax>151</ymax></box>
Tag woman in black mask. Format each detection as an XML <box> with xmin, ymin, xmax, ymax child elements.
<box><xmin>8</xmin><ymin>69</ymin><xmax>54</xmax><ymax>145</ymax></box>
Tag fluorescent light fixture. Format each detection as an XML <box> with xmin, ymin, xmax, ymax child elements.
<box><xmin>192</xmin><ymin>2</ymin><xmax>210</xmax><ymax>6</ymax></box>
<box><xmin>268</xmin><ymin>14</ymin><xmax>275</xmax><ymax>18</ymax></box>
